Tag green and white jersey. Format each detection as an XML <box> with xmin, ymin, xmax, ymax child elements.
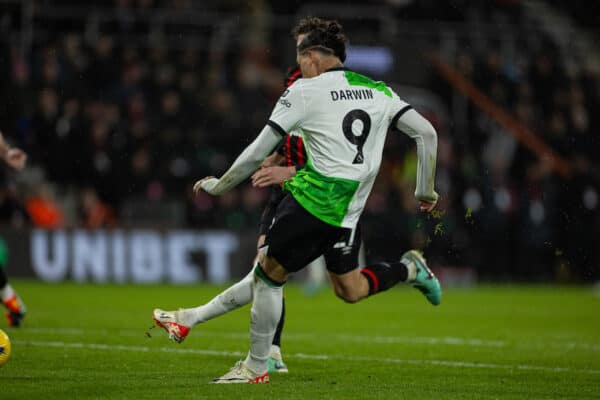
<box><xmin>267</xmin><ymin>67</ymin><xmax>420</xmax><ymax>229</ymax></box>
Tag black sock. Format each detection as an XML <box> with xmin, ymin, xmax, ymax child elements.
<box><xmin>271</xmin><ymin>297</ymin><xmax>285</xmax><ymax>347</ymax></box>
<box><xmin>360</xmin><ymin>261</ymin><xmax>408</xmax><ymax>296</ymax></box>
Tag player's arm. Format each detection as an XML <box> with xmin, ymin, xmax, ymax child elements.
<box><xmin>193</xmin><ymin>125</ymin><xmax>282</xmax><ymax>196</ymax></box>
<box><xmin>0</xmin><ymin>131</ymin><xmax>27</xmax><ymax>171</ymax></box>
<box><xmin>195</xmin><ymin>81</ymin><xmax>306</xmax><ymax>196</ymax></box>
<box><xmin>259</xmin><ymin>135</ymin><xmax>287</xmax><ymax>168</ymax></box>
<box><xmin>393</xmin><ymin>108</ymin><xmax>439</xmax><ymax>211</ymax></box>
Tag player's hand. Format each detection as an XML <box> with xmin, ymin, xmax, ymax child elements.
<box><xmin>419</xmin><ymin>200</ymin><xmax>437</xmax><ymax>213</ymax></box>
<box><xmin>251</xmin><ymin>166</ymin><xmax>296</xmax><ymax>187</ymax></box>
<box><xmin>4</xmin><ymin>148</ymin><xmax>27</xmax><ymax>170</ymax></box>
<box><xmin>260</xmin><ymin>153</ymin><xmax>283</xmax><ymax>168</ymax></box>
<box><xmin>193</xmin><ymin>176</ymin><xmax>218</xmax><ymax>195</ymax></box>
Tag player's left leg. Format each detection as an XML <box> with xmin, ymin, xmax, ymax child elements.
<box><xmin>0</xmin><ymin>239</ymin><xmax>26</xmax><ymax>327</ymax></box>
<box><xmin>212</xmin><ymin>255</ymin><xmax>286</xmax><ymax>384</ymax></box>
<box><xmin>324</xmin><ymin>226</ymin><xmax>441</xmax><ymax>305</ymax></box>
<box><xmin>256</xmin><ymin>232</ymin><xmax>289</xmax><ymax>374</ymax></box>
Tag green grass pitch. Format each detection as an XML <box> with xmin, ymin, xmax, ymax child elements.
<box><xmin>1</xmin><ymin>280</ymin><xmax>599</xmax><ymax>399</ymax></box>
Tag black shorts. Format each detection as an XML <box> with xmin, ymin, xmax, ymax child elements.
<box><xmin>258</xmin><ymin>186</ymin><xmax>286</xmax><ymax>236</ymax></box>
<box><xmin>263</xmin><ymin>193</ymin><xmax>361</xmax><ymax>274</ymax></box>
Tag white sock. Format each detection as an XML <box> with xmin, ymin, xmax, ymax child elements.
<box><xmin>0</xmin><ymin>283</ymin><xmax>15</xmax><ymax>302</ymax></box>
<box><xmin>180</xmin><ymin>268</ymin><xmax>255</xmax><ymax>327</ymax></box>
<box><xmin>405</xmin><ymin>261</ymin><xmax>417</xmax><ymax>282</ymax></box>
<box><xmin>269</xmin><ymin>344</ymin><xmax>282</xmax><ymax>360</ymax></box>
<box><xmin>244</xmin><ymin>273</ymin><xmax>283</xmax><ymax>374</ymax></box>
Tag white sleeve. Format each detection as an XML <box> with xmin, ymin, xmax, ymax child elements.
<box><xmin>394</xmin><ymin>108</ymin><xmax>439</xmax><ymax>203</ymax></box>
<box><xmin>200</xmin><ymin>125</ymin><xmax>283</xmax><ymax>195</ymax></box>
<box><xmin>267</xmin><ymin>82</ymin><xmax>308</xmax><ymax>135</ymax></box>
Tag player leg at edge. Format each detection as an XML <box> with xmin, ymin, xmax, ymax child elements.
<box><xmin>0</xmin><ymin>239</ymin><xmax>26</xmax><ymax>327</ymax></box>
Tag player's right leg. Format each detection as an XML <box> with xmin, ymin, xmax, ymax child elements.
<box><xmin>0</xmin><ymin>239</ymin><xmax>26</xmax><ymax>327</ymax></box>
<box><xmin>328</xmin><ymin>253</ymin><xmax>441</xmax><ymax>306</ymax></box>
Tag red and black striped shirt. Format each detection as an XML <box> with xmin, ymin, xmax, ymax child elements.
<box><xmin>277</xmin><ymin>134</ymin><xmax>307</xmax><ymax>168</ymax></box>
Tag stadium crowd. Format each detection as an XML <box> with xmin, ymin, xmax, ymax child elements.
<box><xmin>0</xmin><ymin>0</ymin><xmax>598</xmax><ymax>281</ymax></box>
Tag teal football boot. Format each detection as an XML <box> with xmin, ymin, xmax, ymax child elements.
<box><xmin>267</xmin><ymin>356</ymin><xmax>289</xmax><ymax>374</ymax></box>
<box><xmin>401</xmin><ymin>250</ymin><xmax>442</xmax><ymax>305</ymax></box>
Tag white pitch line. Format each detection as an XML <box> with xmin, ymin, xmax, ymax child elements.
<box><xmin>20</xmin><ymin>327</ymin><xmax>600</xmax><ymax>352</ymax></box>
<box><xmin>13</xmin><ymin>339</ymin><xmax>600</xmax><ymax>376</ymax></box>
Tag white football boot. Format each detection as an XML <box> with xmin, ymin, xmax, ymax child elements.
<box><xmin>211</xmin><ymin>361</ymin><xmax>270</xmax><ymax>384</ymax></box>
<box><xmin>152</xmin><ymin>308</ymin><xmax>191</xmax><ymax>343</ymax></box>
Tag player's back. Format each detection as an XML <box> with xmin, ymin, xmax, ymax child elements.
<box><xmin>295</xmin><ymin>68</ymin><xmax>398</xmax><ymax>182</ymax></box>
<box><xmin>269</xmin><ymin>67</ymin><xmax>409</xmax><ymax>229</ymax></box>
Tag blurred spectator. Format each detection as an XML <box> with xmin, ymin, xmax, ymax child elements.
<box><xmin>79</xmin><ymin>187</ymin><xmax>117</xmax><ymax>229</ymax></box>
<box><xmin>25</xmin><ymin>183</ymin><xmax>64</xmax><ymax>229</ymax></box>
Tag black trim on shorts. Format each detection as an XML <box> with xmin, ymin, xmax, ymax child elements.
<box><xmin>390</xmin><ymin>105</ymin><xmax>413</xmax><ymax>130</ymax></box>
<box><xmin>267</xmin><ymin>120</ymin><xmax>287</xmax><ymax>137</ymax></box>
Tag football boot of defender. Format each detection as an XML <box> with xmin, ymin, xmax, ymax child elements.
<box><xmin>3</xmin><ymin>295</ymin><xmax>26</xmax><ymax>327</ymax></box>
<box><xmin>152</xmin><ymin>308</ymin><xmax>190</xmax><ymax>343</ymax></box>
<box><xmin>211</xmin><ymin>360</ymin><xmax>269</xmax><ymax>384</ymax></box>
<box><xmin>401</xmin><ymin>250</ymin><xmax>442</xmax><ymax>305</ymax></box>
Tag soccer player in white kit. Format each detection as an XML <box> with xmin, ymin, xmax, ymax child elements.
<box><xmin>153</xmin><ymin>17</ymin><xmax>441</xmax><ymax>384</ymax></box>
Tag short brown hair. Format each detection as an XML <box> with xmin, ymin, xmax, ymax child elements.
<box><xmin>292</xmin><ymin>17</ymin><xmax>347</xmax><ymax>62</ymax></box>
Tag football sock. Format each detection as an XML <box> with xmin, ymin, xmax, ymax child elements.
<box><xmin>180</xmin><ymin>265</ymin><xmax>256</xmax><ymax>326</ymax></box>
<box><xmin>0</xmin><ymin>283</ymin><xmax>15</xmax><ymax>303</ymax></box>
<box><xmin>360</xmin><ymin>261</ymin><xmax>408</xmax><ymax>296</ymax></box>
<box><xmin>271</xmin><ymin>297</ymin><xmax>285</xmax><ymax>347</ymax></box>
<box><xmin>269</xmin><ymin>344</ymin><xmax>282</xmax><ymax>360</ymax></box>
<box><xmin>244</xmin><ymin>266</ymin><xmax>284</xmax><ymax>374</ymax></box>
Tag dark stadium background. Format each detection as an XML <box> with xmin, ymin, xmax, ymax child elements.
<box><xmin>0</xmin><ymin>0</ymin><xmax>599</xmax><ymax>284</ymax></box>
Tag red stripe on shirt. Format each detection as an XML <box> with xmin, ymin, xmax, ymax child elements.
<box><xmin>296</xmin><ymin>136</ymin><xmax>305</xmax><ymax>166</ymax></box>
<box><xmin>285</xmin><ymin>135</ymin><xmax>292</xmax><ymax>166</ymax></box>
